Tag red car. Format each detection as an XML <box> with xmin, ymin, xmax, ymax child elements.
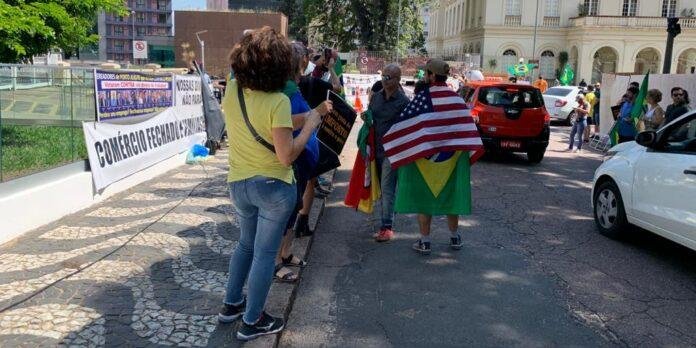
<box><xmin>464</xmin><ymin>82</ymin><xmax>551</xmax><ymax>163</ymax></box>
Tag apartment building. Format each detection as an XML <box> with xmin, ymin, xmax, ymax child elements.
<box><xmin>98</xmin><ymin>0</ymin><xmax>174</xmax><ymax>66</ymax></box>
<box><xmin>427</xmin><ymin>0</ymin><xmax>696</xmax><ymax>82</ymax></box>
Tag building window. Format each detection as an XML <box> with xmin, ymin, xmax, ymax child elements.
<box><xmin>137</xmin><ymin>27</ymin><xmax>146</xmax><ymax>37</ymax></box>
<box><xmin>157</xmin><ymin>0</ymin><xmax>167</xmax><ymax>10</ymax></box>
<box><xmin>545</xmin><ymin>0</ymin><xmax>560</xmax><ymax>17</ymax></box>
<box><xmin>622</xmin><ymin>0</ymin><xmax>638</xmax><ymax>16</ymax></box>
<box><xmin>136</xmin><ymin>13</ymin><xmax>145</xmax><ymax>23</ymax></box>
<box><xmin>135</xmin><ymin>0</ymin><xmax>145</xmax><ymax>8</ymax></box>
<box><xmin>506</xmin><ymin>0</ymin><xmax>521</xmax><ymax>15</ymax></box>
<box><xmin>539</xmin><ymin>50</ymin><xmax>556</xmax><ymax>80</ymax></box>
<box><xmin>662</xmin><ymin>0</ymin><xmax>677</xmax><ymax>17</ymax></box>
<box><xmin>158</xmin><ymin>14</ymin><xmax>167</xmax><ymax>24</ymax></box>
<box><xmin>503</xmin><ymin>49</ymin><xmax>517</xmax><ymax>56</ymax></box>
<box><xmin>115</xmin><ymin>41</ymin><xmax>124</xmax><ymax>52</ymax></box>
<box><xmin>114</xmin><ymin>26</ymin><xmax>124</xmax><ymax>36</ymax></box>
<box><xmin>584</xmin><ymin>0</ymin><xmax>599</xmax><ymax>16</ymax></box>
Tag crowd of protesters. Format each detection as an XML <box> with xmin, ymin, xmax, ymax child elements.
<box><xmin>212</xmin><ymin>24</ymin><xmax>694</xmax><ymax>341</ymax></box>
<box><xmin>215</xmin><ymin>26</ymin><xmax>484</xmax><ymax>341</ymax></box>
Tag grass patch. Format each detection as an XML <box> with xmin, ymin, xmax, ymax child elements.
<box><xmin>0</xmin><ymin>124</ymin><xmax>87</xmax><ymax>181</ymax></box>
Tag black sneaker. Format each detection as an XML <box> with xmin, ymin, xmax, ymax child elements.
<box><xmin>236</xmin><ymin>312</ymin><xmax>285</xmax><ymax>341</ymax></box>
<box><xmin>450</xmin><ymin>234</ymin><xmax>463</xmax><ymax>250</ymax></box>
<box><xmin>411</xmin><ymin>240</ymin><xmax>431</xmax><ymax>255</ymax></box>
<box><xmin>218</xmin><ymin>298</ymin><xmax>245</xmax><ymax>323</ymax></box>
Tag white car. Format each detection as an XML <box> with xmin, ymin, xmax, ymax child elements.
<box><xmin>543</xmin><ymin>86</ymin><xmax>582</xmax><ymax>124</ymax></box>
<box><xmin>592</xmin><ymin>110</ymin><xmax>696</xmax><ymax>250</ymax></box>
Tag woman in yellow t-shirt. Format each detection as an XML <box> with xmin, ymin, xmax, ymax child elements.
<box><xmin>218</xmin><ymin>27</ymin><xmax>325</xmax><ymax>340</ymax></box>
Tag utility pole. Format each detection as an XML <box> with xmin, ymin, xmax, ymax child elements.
<box><xmin>195</xmin><ymin>30</ymin><xmax>208</xmax><ymax>71</ymax></box>
<box><xmin>663</xmin><ymin>17</ymin><xmax>681</xmax><ymax>73</ymax></box>
<box><xmin>131</xmin><ymin>10</ymin><xmax>136</xmax><ymax>65</ymax></box>
<box><xmin>532</xmin><ymin>0</ymin><xmax>539</xmax><ymax>61</ymax></box>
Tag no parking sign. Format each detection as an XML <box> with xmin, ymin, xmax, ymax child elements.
<box><xmin>133</xmin><ymin>40</ymin><xmax>148</xmax><ymax>60</ymax></box>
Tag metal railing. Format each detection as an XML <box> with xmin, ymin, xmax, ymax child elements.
<box><xmin>0</xmin><ymin>65</ymin><xmax>96</xmax><ymax>182</ymax></box>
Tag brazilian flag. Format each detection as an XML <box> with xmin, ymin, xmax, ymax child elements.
<box><xmin>394</xmin><ymin>151</ymin><xmax>472</xmax><ymax>215</ymax></box>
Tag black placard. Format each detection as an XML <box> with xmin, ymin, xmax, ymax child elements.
<box><xmin>316</xmin><ymin>91</ymin><xmax>357</xmax><ymax>156</ymax></box>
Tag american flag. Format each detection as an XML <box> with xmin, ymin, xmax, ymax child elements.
<box><xmin>383</xmin><ymin>83</ymin><xmax>484</xmax><ymax>169</ymax></box>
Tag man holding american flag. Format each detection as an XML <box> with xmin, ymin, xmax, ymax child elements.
<box><xmin>383</xmin><ymin>59</ymin><xmax>484</xmax><ymax>255</ymax></box>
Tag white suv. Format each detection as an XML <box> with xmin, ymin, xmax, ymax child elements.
<box><xmin>592</xmin><ymin>110</ymin><xmax>696</xmax><ymax>250</ymax></box>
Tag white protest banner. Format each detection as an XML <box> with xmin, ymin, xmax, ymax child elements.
<box><xmin>174</xmin><ymin>74</ymin><xmax>204</xmax><ymax>115</ymax></box>
<box><xmin>83</xmin><ymin>107</ymin><xmax>206</xmax><ymax>190</ymax></box>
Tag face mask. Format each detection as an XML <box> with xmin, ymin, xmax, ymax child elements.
<box><xmin>304</xmin><ymin>61</ymin><xmax>316</xmax><ymax>76</ymax></box>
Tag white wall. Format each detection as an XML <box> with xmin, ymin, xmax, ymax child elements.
<box><xmin>0</xmin><ymin>152</ymin><xmax>190</xmax><ymax>246</ymax></box>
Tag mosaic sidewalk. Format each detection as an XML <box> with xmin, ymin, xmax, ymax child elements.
<box><xmin>0</xmin><ymin>151</ymin><xmax>322</xmax><ymax>347</ymax></box>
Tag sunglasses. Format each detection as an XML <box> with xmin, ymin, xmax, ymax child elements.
<box><xmin>673</xmin><ymin>93</ymin><xmax>684</xmax><ymax>97</ymax></box>
<box><xmin>382</xmin><ymin>74</ymin><xmax>393</xmax><ymax>81</ymax></box>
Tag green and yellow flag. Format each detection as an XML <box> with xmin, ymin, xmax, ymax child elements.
<box><xmin>610</xmin><ymin>73</ymin><xmax>648</xmax><ymax>146</ymax></box>
<box><xmin>559</xmin><ymin>63</ymin><xmax>574</xmax><ymax>86</ymax></box>
<box><xmin>394</xmin><ymin>151</ymin><xmax>473</xmax><ymax>216</ymax></box>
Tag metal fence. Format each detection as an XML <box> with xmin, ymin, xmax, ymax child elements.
<box><xmin>0</xmin><ymin>65</ymin><xmax>96</xmax><ymax>182</ymax></box>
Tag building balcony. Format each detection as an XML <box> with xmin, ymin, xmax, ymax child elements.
<box><xmin>570</xmin><ymin>16</ymin><xmax>696</xmax><ymax>29</ymax></box>
<box><xmin>504</xmin><ymin>15</ymin><xmax>521</xmax><ymax>27</ymax></box>
<box><xmin>542</xmin><ymin>16</ymin><xmax>560</xmax><ymax>27</ymax></box>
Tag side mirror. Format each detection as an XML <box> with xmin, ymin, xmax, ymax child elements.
<box><xmin>635</xmin><ymin>131</ymin><xmax>657</xmax><ymax>148</ymax></box>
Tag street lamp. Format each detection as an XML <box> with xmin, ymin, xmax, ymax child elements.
<box><xmin>195</xmin><ymin>30</ymin><xmax>208</xmax><ymax>72</ymax></box>
<box><xmin>131</xmin><ymin>10</ymin><xmax>136</xmax><ymax>65</ymax></box>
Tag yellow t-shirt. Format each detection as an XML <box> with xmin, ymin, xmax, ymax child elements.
<box><xmin>222</xmin><ymin>80</ymin><xmax>294</xmax><ymax>184</ymax></box>
<box><xmin>585</xmin><ymin>92</ymin><xmax>596</xmax><ymax>116</ymax></box>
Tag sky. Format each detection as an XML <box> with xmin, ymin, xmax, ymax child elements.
<box><xmin>172</xmin><ymin>0</ymin><xmax>206</xmax><ymax>10</ymax></box>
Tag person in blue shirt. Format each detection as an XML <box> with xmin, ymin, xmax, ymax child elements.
<box><xmin>617</xmin><ymin>86</ymin><xmax>639</xmax><ymax>143</ymax></box>
<box><xmin>274</xmin><ymin>42</ymin><xmax>333</xmax><ymax>283</ymax></box>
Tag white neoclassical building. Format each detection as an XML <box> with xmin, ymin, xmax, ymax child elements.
<box><xmin>426</xmin><ymin>0</ymin><xmax>696</xmax><ymax>82</ymax></box>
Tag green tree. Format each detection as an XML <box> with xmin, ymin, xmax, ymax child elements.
<box><xmin>300</xmin><ymin>0</ymin><xmax>427</xmax><ymax>52</ymax></box>
<box><xmin>0</xmin><ymin>0</ymin><xmax>127</xmax><ymax>63</ymax></box>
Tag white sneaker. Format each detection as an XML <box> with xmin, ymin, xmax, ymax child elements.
<box><xmin>572</xmin><ymin>149</ymin><xmax>579</xmax><ymax>153</ymax></box>
<box><xmin>577</xmin><ymin>149</ymin><xmax>583</xmax><ymax>154</ymax></box>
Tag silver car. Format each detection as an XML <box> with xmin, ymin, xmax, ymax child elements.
<box><xmin>543</xmin><ymin>86</ymin><xmax>582</xmax><ymax>124</ymax></box>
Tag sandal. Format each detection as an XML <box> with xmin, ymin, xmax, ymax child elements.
<box><xmin>274</xmin><ymin>264</ymin><xmax>298</xmax><ymax>283</ymax></box>
<box><xmin>281</xmin><ymin>254</ymin><xmax>307</xmax><ymax>268</ymax></box>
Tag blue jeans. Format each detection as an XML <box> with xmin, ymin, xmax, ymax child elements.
<box><xmin>569</xmin><ymin>120</ymin><xmax>586</xmax><ymax>150</ymax></box>
<box><xmin>225</xmin><ymin>176</ymin><xmax>296</xmax><ymax>324</ymax></box>
<box><xmin>376</xmin><ymin>155</ymin><xmax>397</xmax><ymax>229</ymax></box>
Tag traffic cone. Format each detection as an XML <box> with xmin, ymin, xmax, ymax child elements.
<box><xmin>354</xmin><ymin>96</ymin><xmax>364</xmax><ymax>114</ymax></box>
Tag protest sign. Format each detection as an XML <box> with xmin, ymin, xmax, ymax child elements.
<box><xmin>317</xmin><ymin>91</ymin><xmax>357</xmax><ymax>156</ymax></box>
<box><xmin>83</xmin><ymin>107</ymin><xmax>206</xmax><ymax>190</ymax></box>
<box><xmin>174</xmin><ymin>74</ymin><xmax>203</xmax><ymax>116</ymax></box>
<box><xmin>94</xmin><ymin>70</ymin><xmax>173</xmax><ymax>122</ymax></box>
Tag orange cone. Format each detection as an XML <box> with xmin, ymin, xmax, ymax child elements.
<box><xmin>354</xmin><ymin>96</ymin><xmax>364</xmax><ymax>114</ymax></box>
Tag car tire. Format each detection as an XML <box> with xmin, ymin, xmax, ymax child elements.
<box><xmin>565</xmin><ymin>111</ymin><xmax>575</xmax><ymax>126</ymax></box>
<box><xmin>593</xmin><ymin>180</ymin><xmax>629</xmax><ymax>239</ymax></box>
<box><xmin>527</xmin><ymin>149</ymin><xmax>545</xmax><ymax>163</ymax></box>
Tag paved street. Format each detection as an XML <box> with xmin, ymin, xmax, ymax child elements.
<box><xmin>1</xmin><ymin>125</ymin><xmax>695</xmax><ymax>347</ymax></box>
<box><xmin>281</xmin><ymin>125</ymin><xmax>696</xmax><ymax>347</ymax></box>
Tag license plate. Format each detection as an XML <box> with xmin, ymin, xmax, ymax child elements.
<box><xmin>500</xmin><ymin>140</ymin><xmax>521</xmax><ymax>149</ymax></box>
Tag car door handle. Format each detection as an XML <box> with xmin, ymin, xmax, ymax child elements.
<box><xmin>685</xmin><ymin>169</ymin><xmax>696</xmax><ymax>175</ymax></box>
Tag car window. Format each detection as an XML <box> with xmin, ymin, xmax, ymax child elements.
<box><xmin>544</xmin><ymin>88</ymin><xmax>572</xmax><ymax>97</ymax></box>
<box><xmin>479</xmin><ymin>87</ymin><xmax>544</xmax><ymax>108</ymax></box>
<box><xmin>664</xmin><ymin>117</ymin><xmax>696</xmax><ymax>153</ymax></box>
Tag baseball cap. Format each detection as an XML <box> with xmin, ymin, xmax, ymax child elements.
<box><xmin>425</xmin><ymin>59</ymin><xmax>450</xmax><ymax>76</ymax></box>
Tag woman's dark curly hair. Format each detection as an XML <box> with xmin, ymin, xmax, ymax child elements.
<box><xmin>229</xmin><ymin>26</ymin><xmax>292</xmax><ymax>92</ymax></box>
